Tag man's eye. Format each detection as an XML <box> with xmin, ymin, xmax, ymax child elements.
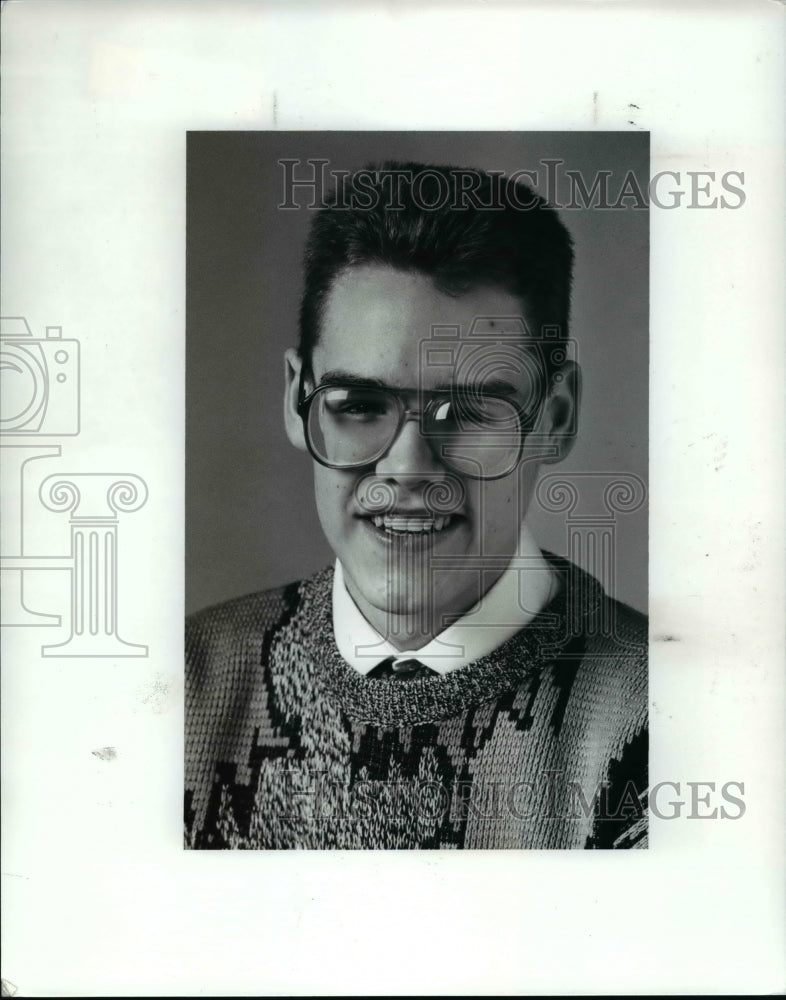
<box><xmin>433</xmin><ymin>394</ymin><xmax>519</xmax><ymax>430</ymax></box>
<box><xmin>448</xmin><ymin>397</ymin><xmax>499</xmax><ymax>424</ymax></box>
<box><xmin>325</xmin><ymin>393</ymin><xmax>387</xmax><ymax>418</ymax></box>
<box><xmin>456</xmin><ymin>400</ymin><xmax>493</xmax><ymax>422</ymax></box>
<box><xmin>341</xmin><ymin>402</ymin><xmax>382</xmax><ymax>416</ymax></box>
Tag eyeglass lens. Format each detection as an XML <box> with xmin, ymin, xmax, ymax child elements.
<box><xmin>305</xmin><ymin>385</ymin><xmax>525</xmax><ymax>478</ymax></box>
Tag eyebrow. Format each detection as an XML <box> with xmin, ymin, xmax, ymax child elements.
<box><xmin>317</xmin><ymin>369</ymin><xmax>387</xmax><ymax>389</ymax></box>
<box><xmin>316</xmin><ymin>369</ymin><xmax>520</xmax><ymax>396</ymax></box>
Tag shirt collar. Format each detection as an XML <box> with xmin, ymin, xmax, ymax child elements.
<box><xmin>332</xmin><ymin>520</ymin><xmax>558</xmax><ymax>675</ymax></box>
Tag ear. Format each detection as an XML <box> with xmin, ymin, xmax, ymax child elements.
<box><xmin>538</xmin><ymin>360</ymin><xmax>581</xmax><ymax>465</ymax></box>
<box><xmin>283</xmin><ymin>348</ymin><xmax>308</xmax><ymax>452</ymax></box>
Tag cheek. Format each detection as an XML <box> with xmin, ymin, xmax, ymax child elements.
<box><xmin>474</xmin><ymin>473</ymin><xmax>534</xmax><ymax>546</ymax></box>
<box><xmin>517</xmin><ymin>462</ymin><xmax>542</xmax><ymax>515</ymax></box>
<box><xmin>481</xmin><ymin>490</ymin><xmax>519</xmax><ymax>541</ymax></box>
<box><xmin>312</xmin><ymin>467</ymin><xmax>355</xmax><ymax>535</ymax></box>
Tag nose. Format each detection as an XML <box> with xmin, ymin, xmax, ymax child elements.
<box><xmin>374</xmin><ymin>413</ymin><xmax>446</xmax><ymax>484</ymax></box>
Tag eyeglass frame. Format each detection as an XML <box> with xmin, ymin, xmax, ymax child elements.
<box><xmin>295</xmin><ymin>367</ymin><xmax>546</xmax><ymax>481</ymax></box>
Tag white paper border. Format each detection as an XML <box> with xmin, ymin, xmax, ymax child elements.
<box><xmin>2</xmin><ymin>1</ymin><xmax>784</xmax><ymax>995</ymax></box>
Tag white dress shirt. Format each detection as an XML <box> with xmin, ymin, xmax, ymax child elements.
<box><xmin>333</xmin><ymin>520</ymin><xmax>558</xmax><ymax>675</ymax></box>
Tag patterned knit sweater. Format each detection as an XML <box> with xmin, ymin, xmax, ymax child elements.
<box><xmin>185</xmin><ymin>554</ymin><xmax>648</xmax><ymax>850</ymax></box>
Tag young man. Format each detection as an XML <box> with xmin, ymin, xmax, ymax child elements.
<box><xmin>185</xmin><ymin>162</ymin><xmax>648</xmax><ymax>850</ymax></box>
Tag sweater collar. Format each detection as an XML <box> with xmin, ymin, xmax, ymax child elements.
<box><xmin>279</xmin><ymin>554</ymin><xmax>604</xmax><ymax>726</ymax></box>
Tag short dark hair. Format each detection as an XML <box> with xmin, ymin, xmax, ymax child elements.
<box><xmin>298</xmin><ymin>160</ymin><xmax>575</xmax><ymax>377</ymax></box>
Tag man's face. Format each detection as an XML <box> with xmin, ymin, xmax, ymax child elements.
<box><xmin>285</xmin><ymin>265</ymin><xmax>576</xmax><ymax>644</ymax></box>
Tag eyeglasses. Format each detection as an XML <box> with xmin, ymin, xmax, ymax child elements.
<box><xmin>297</xmin><ymin>373</ymin><xmax>542</xmax><ymax>480</ymax></box>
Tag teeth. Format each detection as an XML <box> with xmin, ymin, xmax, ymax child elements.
<box><xmin>371</xmin><ymin>514</ymin><xmax>452</xmax><ymax>533</ymax></box>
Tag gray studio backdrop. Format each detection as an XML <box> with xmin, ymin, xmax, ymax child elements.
<box><xmin>187</xmin><ymin>131</ymin><xmax>648</xmax><ymax>616</ymax></box>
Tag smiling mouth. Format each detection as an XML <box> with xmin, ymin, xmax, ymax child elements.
<box><xmin>369</xmin><ymin>513</ymin><xmax>455</xmax><ymax>534</ymax></box>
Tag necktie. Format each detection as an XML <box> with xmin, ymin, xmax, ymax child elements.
<box><xmin>367</xmin><ymin>656</ymin><xmax>438</xmax><ymax>681</ymax></box>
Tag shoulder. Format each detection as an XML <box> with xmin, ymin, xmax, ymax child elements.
<box><xmin>540</xmin><ymin>552</ymin><xmax>649</xmax><ymax>730</ymax></box>
<box><xmin>570</xmin><ymin>590</ymin><xmax>648</xmax><ymax>722</ymax></box>
<box><xmin>587</xmin><ymin>593</ymin><xmax>648</xmax><ymax>680</ymax></box>
<box><xmin>589</xmin><ymin>592</ymin><xmax>648</xmax><ymax>681</ymax></box>
<box><xmin>599</xmin><ymin>593</ymin><xmax>648</xmax><ymax>644</ymax></box>
<box><xmin>186</xmin><ymin>583</ymin><xmax>296</xmax><ymax>649</ymax></box>
<box><xmin>544</xmin><ymin>549</ymin><xmax>648</xmax><ymax>660</ymax></box>
<box><xmin>185</xmin><ymin>566</ymin><xmax>333</xmax><ymax>689</ymax></box>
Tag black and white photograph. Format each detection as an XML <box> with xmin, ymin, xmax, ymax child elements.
<box><xmin>3</xmin><ymin>1</ymin><xmax>784</xmax><ymax>995</ymax></box>
<box><xmin>186</xmin><ymin>132</ymin><xmax>650</xmax><ymax>850</ymax></box>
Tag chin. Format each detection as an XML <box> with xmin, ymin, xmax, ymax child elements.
<box><xmin>369</xmin><ymin>579</ymin><xmax>473</xmax><ymax>624</ymax></box>
<box><xmin>360</xmin><ymin>583</ymin><xmax>426</xmax><ymax>617</ymax></box>
<box><xmin>346</xmin><ymin>568</ymin><xmax>423</xmax><ymax>614</ymax></box>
